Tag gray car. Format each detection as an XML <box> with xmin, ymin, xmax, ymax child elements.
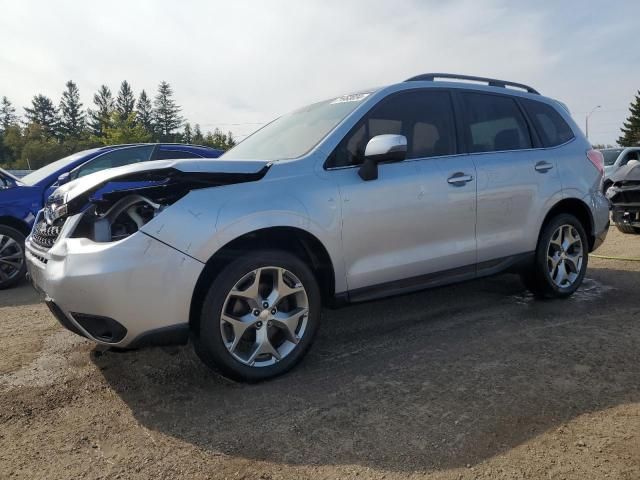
<box><xmin>26</xmin><ymin>73</ymin><xmax>610</xmax><ymax>381</ymax></box>
<box><xmin>602</xmin><ymin>147</ymin><xmax>640</xmax><ymax>191</ymax></box>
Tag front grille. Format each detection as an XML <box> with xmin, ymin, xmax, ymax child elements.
<box><xmin>31</xmin><ymin>220</ymin><xmax>63</xmax><ymax>249</ymax></box>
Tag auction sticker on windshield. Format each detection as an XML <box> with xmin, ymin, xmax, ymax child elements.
<box><xmin>330</xmin><ymin>93</ymin><xmax>370</xmax><ymax>104</ymax></box>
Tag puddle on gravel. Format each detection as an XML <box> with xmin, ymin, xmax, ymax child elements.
<box><xmin>510</xmin><ymin>278</ymin><xmax>614</xmax><ymax>306</ymax></box>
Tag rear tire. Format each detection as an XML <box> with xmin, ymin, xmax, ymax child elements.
<box><xmin>615</xmin><ymin>223</ymin><xmax>640</xmax><ymax>235</ymax></box>
<box><xmin>521</xmin><ymin>214</ymin><xmax>588</xmax><ymax>299</ymax></box>
<box><xmin>0</xmin><ymin>226</ymin><xmax>27</xmax><ymax>290</ymax></box>
<box><xmin>193</xmin><ymin>249</ymin><xmax>321</xmax><ymax>382</ymax></box>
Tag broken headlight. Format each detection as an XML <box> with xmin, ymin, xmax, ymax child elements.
<box><xmin>72</xmin><ymin>194</ymin><xmax>166</xmax><ymax>243</ymax></box>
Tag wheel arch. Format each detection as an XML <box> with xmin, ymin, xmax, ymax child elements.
<box><xmin>0</xmin><ymin>216</ymin><xmax>32</xmax><ymax>237</ymax></box>
<box><xmin>188</xmin><ymin>226</ymin><xmax>336</xmax><ymax>335</ymax></box>
<box><xmin>540</xmin><ymin>198</ymin><xmax>596</xmax><ymax>250</ymax></box>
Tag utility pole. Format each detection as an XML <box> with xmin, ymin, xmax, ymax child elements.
<box><xmin>585</xmin><ymin>105</ymin><xmax>601</xmax><ymax>141</ymax></box>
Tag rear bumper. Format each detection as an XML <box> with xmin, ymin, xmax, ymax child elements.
<box><xmin>25</xmin><ymin>225</ymin><xmax>204</xmax><ymax>348</ymax></box>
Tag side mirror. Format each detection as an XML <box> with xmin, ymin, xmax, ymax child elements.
<box><xmin>358</xmin><ymin>134</ymin><xmax>407</xmax><ymax>181</ymax></box>
<box><xmin>57</xmin><ymin>172</ymin><xmax>70</xmax><ymax>185</ymax></box>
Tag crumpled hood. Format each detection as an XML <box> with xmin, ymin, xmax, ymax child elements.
<box><xmin>52</xmin><ymin>158</ymin><xmax>272</xmax><ymax>204</ymax></box>
<box><xmin>609</xmin><ymin>162</ymin><xmax>640</xmax><ymax>184</ymax></box>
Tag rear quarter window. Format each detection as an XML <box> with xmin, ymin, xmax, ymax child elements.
<box><xmin>521</xmin><ymin>99</ymin><xmax>575</xmax><ymax>147</ymax></box>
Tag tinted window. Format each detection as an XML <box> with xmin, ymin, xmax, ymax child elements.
<box><xmin>462</xmin><ymin>93</ymin><xmax>532</xmax><ymax>153</ymax></box>
<box><xmin>602</xmin><ymin>149</ymin><xmax>624</xmax><ymax>166</ymax></box>
<box><xmin>328</xmin><ymin>90</ymin><xmax>456</xmax><ymax>168</ymax></box>
<box><xmin>74</xmin><ymin>145</ymin><xmax>155</xmax><ymax>178</ymax></box>
<box><xmin>156</xmin><ymin>149</ymin><xmax>202</xmax><ymax>160</ymax></box>
<box><xmin>621</xmin><ymin>150</ymin><xmax>640</xmax><ymax>166</ymax></box>
<box><xmin>521</xmin><ymin>99</ymin><xmax>574</xmax><ymax>147</ymax></box>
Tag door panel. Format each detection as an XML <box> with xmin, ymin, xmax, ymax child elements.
<box><xmin>458</xmin><ymin>91</ymin><xmax>561</xmax><ymax>262</ymax></box>
<box><xmin>337</xmin><ymin>155</ymin><xmax>477</xmax><ymax>290</ymax></box>
<box><xmin>327</xmin><ymin>88</ymin><xmax>478</xmax><ymax>291</ymax></box>
<box><xmin>473</xmin><ymin>149</ymin><xmax>559</xmax><ymax>261</ymax></box>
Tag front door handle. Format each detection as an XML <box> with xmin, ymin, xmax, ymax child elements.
<box><xmin>447</xmin><ymin>172</ymin><xmax>474</xmax><ymax>186</ymax></box>
<box><xmin>535</xmin><ymin>161</ymin><xmax>554</xmax><ymax>173</ymax></box>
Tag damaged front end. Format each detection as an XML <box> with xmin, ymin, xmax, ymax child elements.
<box><xmin>606</xmin><ymin>163</ymin><xmax>640</xmax><ymax>233</ymax></box>
<box><xmin>25</xmin><ymin>159</ymin><xmax>272</xmax><ymax>347</ymax></box>
<box><xmin>30</xmin><ymin>160</ymin><xmax>271</xmax><ymax>249</ymax></box>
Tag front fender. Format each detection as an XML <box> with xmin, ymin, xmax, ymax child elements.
<box><xmin>141</xmin><ymin>172</ymin><xmax>347</xmax><ymax>293</ymax></box>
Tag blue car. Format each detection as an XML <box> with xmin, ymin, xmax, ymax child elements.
<box><xmin>0</xmin><ymin>143</ymin><xmax>222</xmax><ymax>289</ymax></box>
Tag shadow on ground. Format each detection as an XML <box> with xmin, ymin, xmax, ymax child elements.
<box><xmin>95</xmin><ymin>268</ymin><xmax>640</xmax><ymax>473</ymax></box>
<box><xmin>0</xmin><ymin>280</ymin><xmax>41</xmax><ymax>307</ymax></box>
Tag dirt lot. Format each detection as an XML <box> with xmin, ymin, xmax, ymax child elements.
<box><xmin>1</xmin><ymin>228</ymin><xmax>640</xmax><ymax>479</ymax></box>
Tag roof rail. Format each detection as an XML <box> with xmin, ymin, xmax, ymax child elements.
<box><xmin>405</xmin><ymin>73</ymin><xmax>540</xmax><ymax>95</ymax></box>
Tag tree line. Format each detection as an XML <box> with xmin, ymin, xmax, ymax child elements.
<box><xmin>0</xmin><ymin>80</ymin><xmax>236</xmax><ymax>170</ymax></box>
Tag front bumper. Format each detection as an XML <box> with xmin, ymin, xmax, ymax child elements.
<box><xmin>25</xmin><ymin>215</ymin><xmax>204</xmax><ymax>348</ymax></box>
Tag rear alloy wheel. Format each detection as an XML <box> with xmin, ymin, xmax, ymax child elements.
<box><xmin>521</xmin><ymin>214</ymin><xmax>588</xmax><ymax>299</ymax></box>
<box><xmin>0</xmin><ymin>226</ymin><xmax>26</xmax><ymax>290</ymax></box>
<box><xmin>194</xmin><ymin>250</ymin><xmax>321</xmax><ymax>382</ymax></box>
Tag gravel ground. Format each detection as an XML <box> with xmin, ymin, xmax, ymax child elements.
<box><xmin>1</xmin><ymin>227</ymin><xmax>639</xmax><ymax>479</ymax></box>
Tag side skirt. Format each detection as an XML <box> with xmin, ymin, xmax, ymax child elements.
<box><xmin>341</xmin><ymin>252</ymin><xmax>535</xmax><ymax>305</ymax></box>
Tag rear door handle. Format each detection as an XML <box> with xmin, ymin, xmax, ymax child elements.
<box><xmin>447</xmin><ymin>173</ymin><xmax>474</xmax><ymax>186</ymax></box>
<box><xmin>535</xmin><ymin>161</ymin><xmax>554</xmax><ymax>173</ymax></box>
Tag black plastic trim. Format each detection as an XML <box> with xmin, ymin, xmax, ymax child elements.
<box><xmin>344</xmin><ymin>252</ymin><xmax>534</xmax><ymax>304</ymax></box>
<box><xmin>70</xmin><ymin>312</ymin><xmax>128</xmax><ymax>343</ymax></box>
<box><xmin>46</xmin><ymin>301</ymin><xmax>87</xmax><ymax>338</ymax></box>
<box><xmin>126</xmin><ymin>324</ymin><xmax>190</xmax><ymax>349</ymax></box>
<box><xmin>405</xmin><ymin>73</ymin><xmax>540</xmax><ymax>95</ymax></box>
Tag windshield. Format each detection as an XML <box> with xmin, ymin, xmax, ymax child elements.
<box><xmin>222</xmin><ymin>93</ymin><xmax>372</xmax><ymax>160</ymax></box>
<box><xmin>21</xmin><ymin>149</ymin><xmax>100</xmax><ymax>186</ymax></box>
<box><xmin>602</xmin><ymin>148</ymin><xmax>623</xmax><ymax>166</ymax></box>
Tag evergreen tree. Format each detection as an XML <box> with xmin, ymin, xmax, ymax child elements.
<box><xmin>226</xmin><ymin>130</ymin><xmax>236</xmax><ymax>149</ymax></box>
<box><xmin>192</xmin><ymin>123</ymin><xmax>204</xmax><ymax>144</ymax></box>
<box><xmin>59</xmin><ymin>80</ymin><xmax>85</xmax><ymax>139</ymax></box>
<box><xmin>24</xmin><ymin>94</ymin><xmax>59</xmax><ymax>138</ymax></box>
<box><xmin>0</xmin><ymin>96</ymin><xmax>18</xmax><ymax>131</ymax></box>
<box><xmin>115</xmin><ymin>80</ymin><xmax>136</xmax><ymax>122</ymax></box>
<box><xmin>135</xmin><ymin>90</ymin><xmax>154</xmax><ymax>134</ymax></box>
<box><xmin>88</xmin><ymin>85</ymin><xmax>114</xmax><ymax>137</ymax></box>
<box><xmin>183</xmin><ymin>122</ymin><xmax>192</xmax><ymax>143</ymax></box>
<box><xmin>153</xmin><ymin>81</ymin><xmax>182</xmax><ymax>140</ymax></box>
<box><xmin>101</xmin><ymin>111</ymin><xmax>152</xmax><ymax>145</ymax></box>
<box><xmin>201</xmin><ymin>128</ymin><xmax>237</xmax><ymax>150</ymax></box>
<box><xmin>619</xmin><ymin>90</ymin><xmax>640</xmax><ymax>146</ymax></box>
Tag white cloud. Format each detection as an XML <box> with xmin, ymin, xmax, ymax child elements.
<box><xmin>0</xmin><ymin>0</ymin><xmax>638</xmax><ymax>144</ymax></box>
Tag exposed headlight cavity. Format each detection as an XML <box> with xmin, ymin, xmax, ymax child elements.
<box><xmin>91</xmin><ymin>195</ymin><xmax>164</xmax><ymax>242</ymax></box>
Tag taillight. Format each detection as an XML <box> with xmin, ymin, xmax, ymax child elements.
<box><xmin>587</xmin><ymin>149</ymin><xmax>604</xmax><ymax>175</ymax></box>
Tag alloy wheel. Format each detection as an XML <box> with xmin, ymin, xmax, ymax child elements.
<box><xmin>220</xmin><ymin>266</ymin><xmax>309</xmax><ymax>367</ymax></box>
<box><xmin>0</xmin><ymin>234</ymin><xmax>24</xmax><ymax>283</ymax></box>
<box><xmin>547</xmin><ymin>224</ymin><xmax>583</xmax><ymax>288</ymax></box>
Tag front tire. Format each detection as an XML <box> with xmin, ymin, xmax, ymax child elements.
<box><xmin>0</xmin><ymin>226</ymin><xmax>27</xmax><ymax>290</ymax></box>
<box><xmin>521</xmin><ymin>214</ymin><xmax>588</xmax><ymax>299</ymax></box>
<box><xmin>193</xmin><ymin>250</ymin><xmax>321</xmax><ymax>382</ymax></box>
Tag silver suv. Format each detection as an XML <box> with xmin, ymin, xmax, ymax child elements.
<box><xmin>26</xmin><ymin>73</ymin><xmax>610</xmax><ymax>381</ymax></box>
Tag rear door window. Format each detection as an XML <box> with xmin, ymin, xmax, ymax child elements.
<box><xmin>461</xmin><ymin>92</ymin><xmax>532</xmax><ymax>153</ymax></box>
<box><xmin>521</xmin><ymin>99</ymin><xmax>575</xmax><ymax>147</ymax></box>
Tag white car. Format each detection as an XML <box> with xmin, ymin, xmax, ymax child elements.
<box><xmin>602</xmin><ymin>147</ymin><xmax>640</xmax><ymax>191</ymax></box>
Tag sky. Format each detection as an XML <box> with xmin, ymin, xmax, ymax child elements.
<box><xmin>0</xmin><ymin>0</ymin><xmax>638</xmax><ymax>146</ymax></box>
